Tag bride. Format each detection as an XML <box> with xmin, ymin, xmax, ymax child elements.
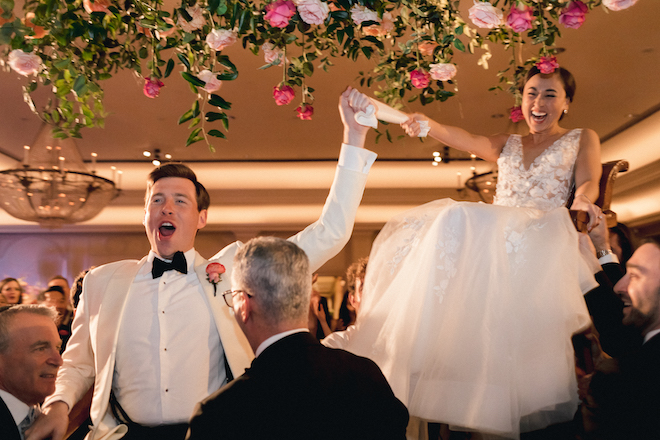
<box><xmin>340</xmin><ymin>66</ymin><xmax>602</xmax><ymax>439</ymax></box>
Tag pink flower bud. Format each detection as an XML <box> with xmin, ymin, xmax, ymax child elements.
<box><xmin>295</xmin><ymin>104</ymin><xmax>314</xmax><ymax>120</ymax></box>
<box><xmin>273</xmin><ymin>85</ymin><xmax>295</xmax><ymax>105</ymax></box>
<box><xmin>143</xmin><ymin>77</ymin><xmax>164</xmax><ymax>98</ymax></box>
<box><xmin>410</xmin><ymin>69</ymin><xmax>430</xmax><ymax>89</ymax></box>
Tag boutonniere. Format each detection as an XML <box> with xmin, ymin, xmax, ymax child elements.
<box><xmin>206</xmin><ymin>262</ymin><xmax>226</xmax><ymax>296</ymax></box>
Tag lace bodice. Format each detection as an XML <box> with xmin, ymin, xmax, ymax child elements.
<box><xmin>493</xmin><ymin>129</ymin><xmax>582</xmax><ymax>211</ymax></box>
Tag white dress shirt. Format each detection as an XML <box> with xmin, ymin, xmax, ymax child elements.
<box><xmin>113</xmin><ymin>248</ymin><xmax>224</xmax><ymax>425</ymax></box>
<box><xmin>0</xmin><ymin>389</ymin><xmax>29</xmax><ymax>426</ymax></box>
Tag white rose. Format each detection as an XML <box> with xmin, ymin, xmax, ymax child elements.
<box><xmin>429</xmin><ymin>63</ymin><xmax>457</xmax><ymax>81</ymax></box>
<box><xmin>350</xmin><ymin>5</ymin><xmax>379</xmax><ymax>25</ymax></box>
<box><xmin>197</xmin><ymin>70</ymin><xmax>222</xmax><ymax>93</ymax></box>
<box><xmin>468</xmin><ymin>1</ymin><xmax>503</xmax><ymax>29</ymax></box>
<box><xmin>295</xmin><ymin>0</ymin><xmax>329</xmax><ymax>25</ymax></box>
<box><xmin>205</xmin><ymin>28</ymin><xmax>238</xmax><ymax>52</ymax></box>
<box><xmin>8</xmin><ymin>49</ymin><xmax>42</xmax><ymax>76</ymax></box>
<box><xmin>602</xmin><ymin>0</ymin><xmax>638</xmax><ymax>11</ymax></box>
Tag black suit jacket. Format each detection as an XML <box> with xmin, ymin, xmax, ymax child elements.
<box><xmin>187</xmin><ymin>332</ymin><xmax>409</xmax><ymax>440</ymax></box>
<box><xmin>0</xmin><ymin>396</ymin><xmax>21</xmax><ymax>440</ymax></box>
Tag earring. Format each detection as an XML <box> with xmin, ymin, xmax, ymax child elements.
<box><xmin>563</xmin><ymin>109</ymin><xmax>568</xmax><ymax>114</ymax></box>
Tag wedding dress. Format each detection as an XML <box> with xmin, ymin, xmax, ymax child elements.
<box><xmin>342</xmin><ymin>129</ymin><xmax>597</xmax><ymax>439</ymax></box>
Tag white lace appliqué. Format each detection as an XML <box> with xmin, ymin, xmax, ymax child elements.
<box><xmin>386</xmin><ymin>216</ymin><xmax>426</xmax><ymax>275</ymax></box>
<box><xmin>432</xmin><ymin>218</ymin><xmax>461</xmax><ymax>304</ymax></box>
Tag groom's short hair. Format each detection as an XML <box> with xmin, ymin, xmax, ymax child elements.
<box><xmin>146</xmin><ymin>163</ymin><xmax>210</xmax><ymax>211</ymax></box>
<box><xmin>233</xmin><ymin>237</ymin><xmax>311</xmax><ymax>326</ymax></box>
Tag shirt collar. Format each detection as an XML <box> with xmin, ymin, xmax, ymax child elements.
<box><xmin>0</xmin><ymin>389</ymin><xmax>30</xmax><ymax>426</ymax></box>
<box><xmin>644</xmin><ymin>328</ymin><xmax>660</xmax><ymax>344</ymax></box>
<box><xmin>255</xmin><ymin>328</ymin><xmax>309</xmax><ymax>358</ymax></box>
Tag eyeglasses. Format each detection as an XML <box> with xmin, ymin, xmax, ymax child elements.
<box><xmin>222</xmin><ymin>289</ymin><xmax>252</xmax><ymax>308</ymax></box>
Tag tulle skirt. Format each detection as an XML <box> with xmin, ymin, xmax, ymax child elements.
<box><xmin>342</xmin><ymin>199</ymin><xmax>596</xmax><ymax>439</ymax></box>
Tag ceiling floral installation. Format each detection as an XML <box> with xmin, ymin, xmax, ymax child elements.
<box><xmin>0</xmin><ymin>0</ymin><xmax>640</xmax><ymax>149</ymax></box>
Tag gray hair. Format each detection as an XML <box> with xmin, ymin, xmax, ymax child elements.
<box><xmin>233</xmin><ymin>237</ymin><xmax>311</xmax><ymax>325</ymax></box>
<box><xmin>0</xmin><ymin>305</ymin><xmax>58</xmax><ymax>353</ymax></box>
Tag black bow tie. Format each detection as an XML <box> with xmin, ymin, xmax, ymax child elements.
<box><xmin>152</xmin><ymin>251</ymin><xmax>188</xmax><ymax>278</ymax></box>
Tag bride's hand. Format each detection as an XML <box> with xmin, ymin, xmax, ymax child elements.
<box><xmin>571</xmin><ymin>195</ymin><xmax>602</xmax><ymax>232</ymax></box>
<box><xmin>401</xmin><ymin>114</ymin><xmax>428</xmax><ymax>137</ymax></box>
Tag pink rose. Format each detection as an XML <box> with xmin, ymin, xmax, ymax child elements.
<box><xmin>350</xmin><ymin>5</ymin><xmax>379</xmax><ymax>25</ymax></box>
<box><xmin>197</xmin><ymin>70</ymin><xmax>222</xmax><ymax>93</ymax></box>
<box><xmin>468</xmin><ymin>1</ymin><xmax>503</xmax><ymax>29</ymax></box>
<box><xmin>265</xmin><ymin>0</ymin><xmax>296</xmax><ymax>28</ymax></box>
<box><xmin>262</xmin><ymin>42</ymin><xmax>285</xmax><ymax>64</ymax></box>
<box><xmin>295</xmin><ymin>0</ymin><xmax>329</xmax><ymax>25</ymax></box>
<box><xmin>24</xmin><ymin>12</ymin><xmax>48</xmax><ymax>39</ymax></box>
<box><xmin>295</xmin><ymin>104</ymin><xmax>314</xmax><ymax>120</ymax></box>
<box><xmin>410</xmin><ymin>69</ymin><xmax>430</xmax><ymax>89</ymax></box>
<box><xmin>83</xmin><ymin>0</ymin><xmax>111</xmax><ymax>14</ymax></box>
<box><xmin>509</xmin><ymin>106</ymin><xmax>524</xmax><ymax>123</ymax></box>
<box><xmin>602</xmin><ymin>0</ymin><xmax>638</xmax><ymax>11</ymax></box>
<box><xmin>273</xmin><ymin>85</ymin><xmax>295</xmax><ymax>105</ymax></box>
<box><xmin>206</xmin><ymin>28</ymin><xmax>238</xmax><ymax>52</ymax></box>
<box><xmin>206</xmin><ymin>262</ymin><xmax>226</xmax><ymax>284</ymax></box>
<box><xmin>559</xmin><ymin>1</ymin><xmax>588</xmax><ymax>29</ymax></box>
<box><xmin>177</xmin><ymin>6</ymin><xmax>205</xmax><ymax>33</ymax></box>
<box><xmin>506</xmin><ymin>3</ymin><xmax>533</xmax><ymax>33</ymax></box>
<box><xmin>8</xmin><ymin>49</ymin><xmax>41</xmax><ymax>76</ymax></box>
<box><xmin>418</xmin><ymin>41</ymin><xmax>438</xmax><ymax>57</ymax></box>
<box><xmin>429</xmin><ymin>63</ymin><xmax>457</xmax><ymax>82</ymax></box>
<box><xmin>143</xmin><ymin>77</ymin><xmax>164</xmax><ymax>98</ymax></box>
<box><xmin>536</xmin><ymin>55</ymin><xmax>559</xmax><ymax>74</ymax></box>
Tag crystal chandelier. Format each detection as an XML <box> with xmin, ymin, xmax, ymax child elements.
<box><xmin>0</xmin><ymin>125</ymin><xmax>119</xmax><ymax>227</ymax></box>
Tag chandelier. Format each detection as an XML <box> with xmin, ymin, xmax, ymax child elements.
<box><xmin>0</xmin><ymin>125</ymin><xmax>119</xmax><ymax>228</ymax></box>
<box><xmin>465</xmin><ymin>170</ymin><xmax>498</xmax><ymax>204</ymax></box>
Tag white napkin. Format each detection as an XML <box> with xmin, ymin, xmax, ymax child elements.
<box><xmin>354</xmin><ymin>100</ymin><xmax>429</xmax><ymax>137</ymax></box>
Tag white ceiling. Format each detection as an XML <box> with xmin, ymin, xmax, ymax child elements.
<box><xmin>0</xmin><ymin>1</ymin><xmax>659</xmax><ymax>234</ymax></box>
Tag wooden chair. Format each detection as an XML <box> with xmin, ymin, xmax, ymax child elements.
<box><xmin>569</xmin><ymin>159</ymin><xmax>629</xmax><ymax>231</ymax></box>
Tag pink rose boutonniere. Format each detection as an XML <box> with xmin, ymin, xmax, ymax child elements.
<box><xmin>410</xmin><ymin>69</ymin><xmax>430</xmax><ymax>89</ymax></box>
<box><xmin>536</xmin><ymin>55</ymin><xmax>559</xmax><ymax>74</ymax></box>
<box><xmin>206</xmin><ymin>262</ymin><xmax>226</xmax><ymax>296</ymax></box>
<box><xmin>509</xmin><ymin>106</ymin><xmax>524</xmax><ymax>123</ymax></box>
<box><xmin>265</xmin><ymin>0</ymin><xmax>296</xmax><ymax>28</ymax></box>
<box><xmin>296</xmin><ymin>104</ymin><xmax>314</xmax><ymax>120</ymax></box>
<box><xmin>559</xmin><ymin>1</ymin><xmax>588</xmax><ymax>29</ymax></box>
<box><xmin>273</xmin><ymin>85</ymin><xmax>295</xmax><ymax>105</ymax></box>
<box><xmin>143</xmin><ymin>77</ymin><xmax>164</xmax><ymax>98</ymax></box>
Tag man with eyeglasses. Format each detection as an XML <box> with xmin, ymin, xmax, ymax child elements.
<box><xmin>28</xmin><ymin>88</ymin><xmax>377</xmax><ymax>440</ymax></box>
<box><xmin>187</xmin><ymin>237</ymin><xmax>408</xmax><ymax>440</ymax></box>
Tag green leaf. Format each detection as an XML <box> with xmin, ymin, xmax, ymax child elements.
<box><xmin>209</xmin><ymin>94</ymin><xmax>231</xmax><ymax>110</ymax></box>
<box><xmin>205</xmin><ymin>111</ymin><xmax>226</xmax><ymax>122</ymax></box>
<box><xmin>164</xmin><ymin>59</ymin><xmax>175</xmax><ymax>78</ymax></box>
<box><xmin>453</xmin><ymin>38</ymin><xmax>465</xmax><ymax>52</ymax></box>
<box><xmin>192</xmin><ymin>100</ymin><xmax>200</xmax><ymax>117</ymax></box>
<box><xmin>178</xmin><ymin>109</ymin><xmax>194</xmax><ymax>124</ymax></box>
<box><xmin>186</xmin><ymin>128</ymin><xmax>203</xmax><ymax>147</ymax></box>
<box><xmin>188</xmin><ymin>117</ymin><xmax>201</xmax><ymax>128</ymax></box>
<box><xmin>177</xmin><ymin>53</ymin><xmax>190</xmax><ymax>70</ymax></box>
<box><xmin>208</xmin><ymin>129</ymin><xmax>226</xmax><ymax>139</ymax></box>
<box><xmin>181</xmin><ymin>71</ymin><xmax>206</xmax><ymax>87</ymax></box>
<box><xmin>217</xmin><ymin>0</ymin><xmax>227</xmax><ymax>15</ymax></box>
<box><xmin>217</xmin><ymin>71</ymin><xmax>238</xmax><ymax>81</ymax></box>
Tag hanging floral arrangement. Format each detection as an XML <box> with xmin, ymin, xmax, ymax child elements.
<box><xmin>0</xmin><ymin>0</ymin><xmax>640</xmax><ymax>149</ymax></box>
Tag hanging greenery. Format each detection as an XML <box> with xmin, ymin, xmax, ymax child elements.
<box><xmin>0</xmin><ymin>0</ymin><xmax>640</xmax><ymax>149</ymax></box>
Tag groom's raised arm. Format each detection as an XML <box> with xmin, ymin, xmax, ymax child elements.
<box><xmin>288</xmin><ymin>87</ymin><xmax>376</xmax><ymax>271</ymax></box>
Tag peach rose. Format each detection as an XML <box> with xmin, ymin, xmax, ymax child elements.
<box><xmin>363</xmin><ymin>11</ymin><xmax>394</xmax><ymax>37</ymax></box>
<box><xmin>410</xmin><ymin>69</ymin><xmax>430</xmax><ymax>89</ymax></box>
<box><xmin>198</xmin><ymin>70</ymin><xmax>222</xmax><ymax>93</ymax></box>
<box><xmin>418</xmin><ymin>41</ymin><xmax>438</xmax><ymax>57</ymax></box>
<box><xmin>8</xmin><ymin>49</ymin><xmax>42</xmax><ymax>76</ymax></box>
<box><xmin>296</xmin><ymin>104</ymin><xmax>314</xmax><ymax>120</ymax></box>
<box><xmin>273</xmin><ymin>85</ymin><xmax>295</xmax><ymax>105</ymax></box>
<box><xmin>295</xmin><ymin>0</ymin><xmax>329</xmax><ymax>25</ymax></box>
<box><xmin>559</xmin><ymin>1</ymin><xmax>588</xmax><ymax>29</ymax></box>
<box><xmin>262</xmin><ymin>42</ymin><xmax>285</xmax><ymax>64</ymax></box>
<box><xmin>23</xmin><ymin>12</ymin><xmax>48</xmax><ymax>39</ymax></box>
<box><xmin>264</xmin><ymin>0</ymin><xmax>296</xmax><ymax>28</ymax></box>
<box><xmin>206</xmin><ymin>28</ymin><xmax>238</xmax><ymax>51</ymax></box>
<box><xmin>602</xmin><ymin>0</ymin><xmax>638</xmax><ymax>11</ymax></box>
<box><xmin>83</xmin><ymin>0</ymin><xmax>111</xmax><ymax>14</ymax></box>
<box><xmin>429</xmin><ymin>63</ymin><xmax>457</xmax><ymax>81</ymax></box>
<box><xmin>177</xmin><ymin>6</ymin><xmax>205</xmax><ymax>33</ymax></box>
<box><xmin>157</xmin><ymin>17</ymin><xmax>176</xmax><ymax>39</ymax></box>
<box><xmin>468</xmin><ymin>1</ymin><xmax>503</xmax><ymax>29</ymax></box>
<box><xmin>350</xmin><ymin>5</ymin><xmax>378</xmax><ymax>25</ymax></box>
<box><xmin>0</xmin><ymin>6</ymin><xmax>14</xmax><ymax>26</ymax></box>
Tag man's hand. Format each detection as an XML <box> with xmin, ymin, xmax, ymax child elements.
<box><xmin>26</xmin><ymin>401</ymin><xmax>69</xmax><ymax>440</ymax></box>
<box><xmin>339</xmin><ymin>86</ymin><xmax>370</xmax><ymax>147</ymax></box>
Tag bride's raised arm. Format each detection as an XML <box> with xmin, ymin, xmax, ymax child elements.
<box><xmin>401</xmin><ymin>113</ymin><xmax>509</xmax><ymax>163</ymax></box>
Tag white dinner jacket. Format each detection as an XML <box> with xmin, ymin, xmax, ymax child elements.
<box><xmin>45</xmin><ymin>161</ymin><xmax>370</xmax><ymax>440</ymax></box>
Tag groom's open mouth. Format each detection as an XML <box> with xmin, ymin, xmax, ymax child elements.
<box><xmin>159</xmin><ymin>221</ymin><xmax>176</xmax><ymax>238</ymax></box>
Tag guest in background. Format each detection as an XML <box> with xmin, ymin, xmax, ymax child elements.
<box><xmin>186</xmin><ymin>237</ymin><xmax>408</xmax><ymax>440</ymax></box>
<box><xmin>0</xmin><ymin>305</ymin><xmax>63</xmax><ymax>440</ymax></box>
<box><xmin>42</xmin><ymin>287</ymin><xmax>73</xmax><ymax>354</ymax></box>
<box><xmin>0</xmin><ymin>293</ymin><xmax>8</xmax><ymax>307</ymax></box>
<box><xmin>37</xmin><ymin>277</ymin><xmax>70</xmax><ymax>308</ymax></box>
<box><xmin>609</xmin><ymin>223</ymin><xmax>635</xmax><ymax>268</ymax></box>
<box><xmin>0</xmin><ymin>279</ymin><xmax>24</xmax><ymax>305</ymax></box>
<box><xmin>308</xmin><ymin>274</ymin><xmax>332</xmax><ymax>339</ymax></box>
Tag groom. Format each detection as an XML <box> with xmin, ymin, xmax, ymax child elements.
<box><xmin>27</xmin><ymin>88</ymin><xmax>376</xmax><ymax>440</ymax></box>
